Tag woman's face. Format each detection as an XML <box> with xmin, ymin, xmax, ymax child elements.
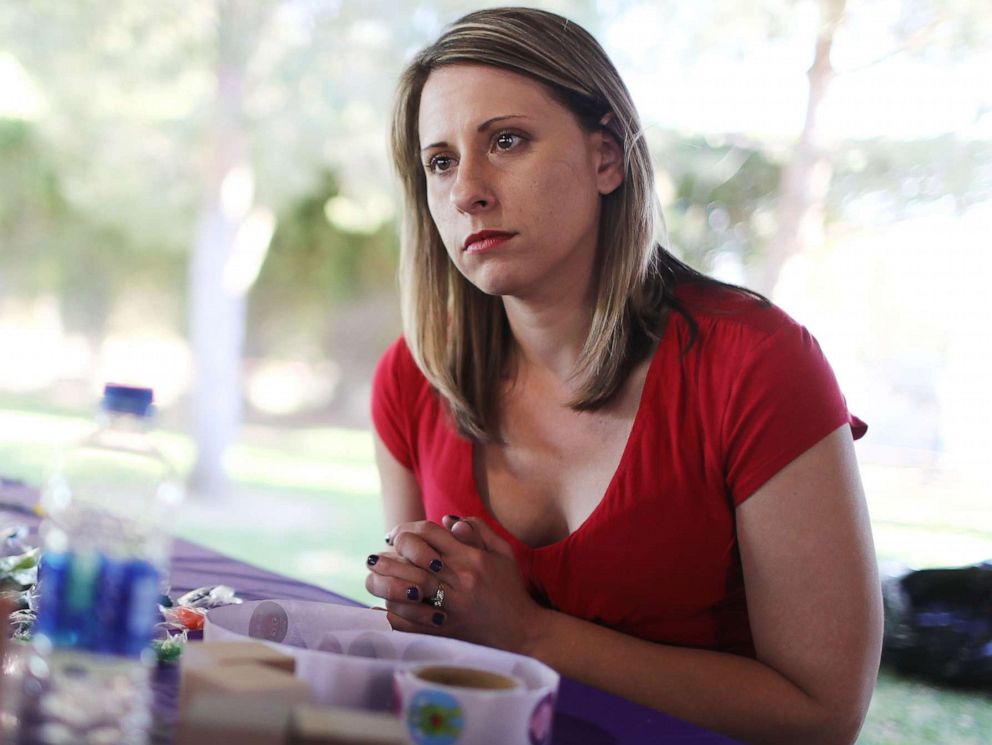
<box><xmin>417</xmin><ymin>64</ymin><xmax>623</xmax><ymax>304</ymax></box>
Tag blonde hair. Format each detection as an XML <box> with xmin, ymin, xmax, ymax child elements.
<box><xmin>391</xmin><ymin>7</ymin><xmax>677</xmax><ymax>442</ymax></box>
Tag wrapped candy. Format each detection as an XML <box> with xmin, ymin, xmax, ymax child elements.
<box><xmin>175</xmin><ymin>584</ymin><xmax>242</xmax><ymax>609</ymax></box>
<box><xmin>159</xmin><ymin>584</ymin><xmax>242</xmax><ymax>632</ymax></box>
<box><xmin>0</xmin><ymin>546</ymin><xmax>39</xmax><ymax>592</ymax></box>
<box><xmin>1</xmin><ymin>524</ymin><xmax>30</xmax><ymax>554</ymax></box>
<box><xmin>152</xmin><ymin>627</ymin><xmax>189</xmax><ymax>663</ymax></box>
<box><xmin>9</xmin><ymin>608</ymin><xmax>37</xmax><ymax>641</ymax></box>
<box><xmin>160</xmin><ymin>604</ymin><xmax>208</xmax><ymax>631</ymax></box>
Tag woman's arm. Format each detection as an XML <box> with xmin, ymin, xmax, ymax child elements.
<box><xmin>373</xmin><ymin>432</ymin><xmax>425</xmax><ymax>530</ymax></box>
<box><xmin>368</xmin><ymin>425</ymin><xmax>882</xmax><ymax>745</ymax></box>
<box><xmin>525</xmin><ymin>425</ymin><xmax>881</xmax><ymax>744</ymax></box>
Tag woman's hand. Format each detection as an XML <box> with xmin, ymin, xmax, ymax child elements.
<box><xmin>365</xmin><ymin>517</ymin><xmax>545</xmax><ymax>654</ymax></box>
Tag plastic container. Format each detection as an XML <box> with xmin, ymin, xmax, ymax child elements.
<box><xmin>19</xmin><ymin>384</ymin><xmax>182</xmax><ymax>745</ymax></box>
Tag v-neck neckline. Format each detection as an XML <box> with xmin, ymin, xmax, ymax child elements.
<box><xmin>464</xmin><ymin>339</ymin><xmax>665</xmax><ymax>554</ymax></box>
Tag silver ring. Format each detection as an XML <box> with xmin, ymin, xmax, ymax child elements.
<box><xmin>432</xmin><ymin>584</ymin><xmax>445</xmax><ymax>609</ymax></box>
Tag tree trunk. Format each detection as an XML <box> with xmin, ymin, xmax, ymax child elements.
<box><xmin>758</xmin><ymin>0</ymin><xmax>846</xmax><ymax>296</ymax></box>
<box><xmin>187</xmin><ymin>0</ymin><xmax>263</xmax><ymax>497</ymax></box>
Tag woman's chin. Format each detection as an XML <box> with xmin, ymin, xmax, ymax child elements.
<box><xmin>461</xmin><ymin>268</ymin><xmax>526</xmax><ymax>298</ymax></box>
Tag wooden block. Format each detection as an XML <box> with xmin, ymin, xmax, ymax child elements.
<box><xmin>179</xmin><ymin>661</ymin><xmax>311</xmax><ymax>717</ymax></box>
<box><xmin>175</xmin><ymin>693</ymin><xmax>292</xmax><ymax>745</ymax></box>
<box><xmin>289</xmin><ymin>704</ymin><xmax>406</xmax><ymax>745</ymax></box>
<box><xmin>182</xmin><ymin>639</ymin><xmax>296</xmax><ymax>673</ymax></box>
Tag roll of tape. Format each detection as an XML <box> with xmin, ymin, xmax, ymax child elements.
<box><xmin>206</xmin><ymin>599</ymin><xmax>559</xmax><ymax>730</ymax></box>
<box><xmin>395</xmin><ymin>663</ymin><xmax>556</xmax><ymax>745</ymax></box>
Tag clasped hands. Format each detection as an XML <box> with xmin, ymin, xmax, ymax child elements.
<box><xmin>365</xmin><ymin>515</ymin><xmax>544</xmax><ymax>655</ymax></box>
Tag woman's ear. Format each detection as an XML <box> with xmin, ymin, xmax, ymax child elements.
<box><xmin>594</xmin><ymin>114</ymin><xmax>624</xmax><ymax>196</ymax></box>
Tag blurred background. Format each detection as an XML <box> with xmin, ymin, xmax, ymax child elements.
<box><xmin>0</xmin><ymin>1</ymin><xmax>989</xmax><ymax>741</ymax></box>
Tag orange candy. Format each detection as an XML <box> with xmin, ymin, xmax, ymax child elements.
<box><xmin>174</xmin><ymin>606</ymin><xmax>206</xmax><ymax>630</ymax></box>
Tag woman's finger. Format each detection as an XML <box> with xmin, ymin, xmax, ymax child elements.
<box><xmin>366</xmin><ymin>570</ymin><xmax>437</xmax><ymax>604</ymax></box>
<box><xmin>364</xmin><ymin>553</ymin><xmax>443</xmax><ymax>603</ymax></box>
<box><xmin>449</xmin><ymin>516</ymin><xmax>515</xmax><ymax>557</ymax></box>
<box><xmin>384</xmin><ymin>600</ymin><xmax>448</xmax><ymax>634</ymax></box>
<box><xmin>365</xmin><ymin>552</ymin><xmax>430</xmax><ymax>585</ymax></box>
<box><xmin>391</xmin><ymin>527</ymin><xmax>456</xmax><ymax>576</ymax></box>
<box><xmin>442</xmin><ymin>514</ymin><xmax>487</xmax><ymax>549</ymax></box>
<box><xmin>387</xmin><ymin>520</ymin><xmax>471</xmax><ymax>557</ymax></box>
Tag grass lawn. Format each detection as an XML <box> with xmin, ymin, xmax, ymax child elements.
<box><xmin>862</xmin><ymin>671</ymin><xmax>992</xmax><ymax>745</ymax></box>
<box><xmin>1</xmin><ymin>402</ymin><xmax>989</xmax><ymax>743</ymax></box>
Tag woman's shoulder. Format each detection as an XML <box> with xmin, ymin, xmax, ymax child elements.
<box><xmin>672</xmin><ymin>280</ymin><xmax>797</xmax><ymax>343</ymax></box>
<box><xmin>374</xmin><ymin>336</ymin><xmax>430</xmax><ymax>393</ymax></box>
<box><xmin>376</xmin><ymin>336</ymin><xmax>420</xmax><ymax>377</ymax></box>
<box><xmin>371</xmin><ymin>336</ymin><xmax>441</xmax><ymax>460</ymax></box>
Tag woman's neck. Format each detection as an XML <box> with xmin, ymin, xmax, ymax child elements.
<box><xmin>503</xmin><ymin>291</ymin><xmax>594</xmax><ymax>385</ymax></box>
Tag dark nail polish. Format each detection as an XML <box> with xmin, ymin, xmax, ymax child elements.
<box><xmin>429</xmin><ymin>559</ymin><xmax>443</xmax><ymax>573</ymax></box>
<box><xmin>366</xmin><ymin>555</ymin><xmax>379</xmax><ymax>566</ymax></box>
<box><xmin>445</xmin><ymin>514</ymin><xmax>461</xmax><ymax>522</ymax></box>
<box><xmin>384</xmin><ymin>534</ymin><xmax>393</xmax><ymax>545</ymax></box>
<box><xmin>406</xmin><ymin>586</ymin><xmax>420</xmax><ymax>601</ymax></box>
<box><xmin>432</xmin><ymin>612</ymin><xmax>445</xmax><ymax>626</ymax></box>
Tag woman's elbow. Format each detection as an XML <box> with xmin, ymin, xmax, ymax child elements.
<box><xmin>818</xmin><ymin>595</ymin><xmax>883</xmax><ymax>743</ymax></box>
<box><xmin>825</xmin><ymin>703</ymin><xmax>872</xmax><ymax>745</ymax></box>
<box><xmin>806</xmin><ymin>675</ymin><xmax>877</xmax><ymax>745</ymax></box>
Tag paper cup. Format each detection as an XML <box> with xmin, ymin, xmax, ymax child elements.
<box><xmin>395</xmin><ymin>663</ymin><xmax>556</xmax><ymax>745</ymax></box>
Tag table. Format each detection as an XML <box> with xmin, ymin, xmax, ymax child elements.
<box><xmin>1</xmin><ymin>480</ymin><xmax>741</xmax><ymax>744</ymax></box>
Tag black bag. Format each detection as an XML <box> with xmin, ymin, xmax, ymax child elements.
<box><xmin>882</xmin><ymin>561</ymin><xmax>992</xmax><ymax>687</ymax></box>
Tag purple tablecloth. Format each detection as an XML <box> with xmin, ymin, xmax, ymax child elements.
<box><xmin>1</xmin><ymin>480</ymin><xmax>741</xmax><ymax>744</ymax></box>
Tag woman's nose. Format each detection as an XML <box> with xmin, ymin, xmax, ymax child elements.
<box><xmin>449</xmin><ymin>157</ymin><xmax>495</xmax><ymax>213</ymax></box>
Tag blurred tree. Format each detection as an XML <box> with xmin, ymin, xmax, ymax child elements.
<box><xmin>0</xmin><ymin>0</ymin><xmax>986</xmax><ymax>491</ymax></box>
<box><xmin>760</xmin><ymin>0</ymin><xmax>846</xmax><ymax>295</ymax></box>
<box><xmin>759</xmin><ymin>0</ymin><xmax>990</xmax><ymax>294</ymax></box>
<box><xmin>0</xmin><ymin>0</ymin><xmax>598</xmax><ymax>495</ymax></box>
<box><xmin>610</xmin><ymin>0</ymin><xmax>991</xmax><ymax>291</ymax></box>
<box><xmin>248</xmin><ymin>171</ymin><xmax>398</xmax><ymax>358</ymax></box>
<box><xmin>653</xmin><ymin>133</ymin><xmax>782</xmax><ymax>276</ymax></box>
<box><xmin>0</xmin><ymin>118</ymin><xmax>184</xmax><ymax>337</ymax></box>
<box><xmin>654</xmin><ymin>131</ymin><xmax>992</xmax><ymax>288</ymax></box>
<box><xmin>187</xmin><ymin>0</ymin><xmax>274</xmax><ymax>496</ymax></box>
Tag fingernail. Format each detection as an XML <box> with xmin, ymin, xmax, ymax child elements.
<box><xmin>445</xmin><ymin>514</ymin><xmax>461</xmax><ymax>522</ymax></box>
<box><xmin>429</xmin><ymin>559</ymin><xmax>443</xmax><ymax>573</ymax></box>
<box><xmin>406</xmin><ymin>586</ymin><xmax>420</xmax><ymax>601</ymax></box>
<box><xmin>432</xmin><ymin>612</ymin><xmax>445</xmax><ymax>626</ymax></box>
<box><xmin>384</xmin><ymin>534</ymin><xmax>393</xmax><ymax>545</ymax></box>
<box><xmin>366</xmin><ymin>555</ymin><xmax>379</xmax><ymax>566</ymax></box>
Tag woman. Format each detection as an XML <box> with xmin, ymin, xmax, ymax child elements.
<box><xmin>365</xmin><ymin>8</ymin><xmax>881</xmax><ymax>744</ymax></box>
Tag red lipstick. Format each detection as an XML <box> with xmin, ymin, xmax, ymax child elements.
<box><xmin>463</xmin><ymin>230</ymin><xmax>515</xmax><ymax>254</ymax></box>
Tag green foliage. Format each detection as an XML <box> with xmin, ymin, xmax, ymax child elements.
<box><xmin>0</xmin><ymin>118</ymin><xmax>71</xmax><ymax>296</ymax></box>
<box><xmin>0</xmin><ymin>120</ymin><xmax>63</xmax><ymax>224</ymax></box>
<box><xmin>0</xmin><ymin>117</ymin><xmax>185</xmax><ymax>335</ymax></box>
<box><xmin>1</xmin><ymin>0</ymin><xmax>988</xmax><ymax>363</ymax></box>
<box><xmin>654</xmin><ymin>133</ymin><xmax>782</xmax><ymax>272</ymax></box>
<box><xmin>5</xmin><ymin>102</ymin><xmax>989</xmax><ymax>354</ymax></box>
<box><xmin>831</xmin><ymin>137</ymin><xmax>992</xmax><ymax>219</ymax></box>
<box><xmin>654</xmin><ymin>132</ymin><xmax>991</xmax><ymax>277</ymax></box>
<box><xmin>247</xmin><ymin>171</ymin><xmax>399</xmax><ymax>357</ymax></box>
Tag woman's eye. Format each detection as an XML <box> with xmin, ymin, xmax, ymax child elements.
<box><xmin>428</xmin><ymin>156</ymin><xmax>453</xmax><ymax>173</ymax></box>
<box><xmin>494</xmin><ymin>132</ymin><xmax>520</xmax><ymax>151</ymax></box>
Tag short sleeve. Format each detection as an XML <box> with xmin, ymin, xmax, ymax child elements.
<box><xmin>370</xmin><ymin>337</ymin><xmax>416</xmax><ymax>469</ymax></box>
<box><xmin>720</xmin><ymin>320</ymin><xmax>867</xmax><ymax>506</ymax></box>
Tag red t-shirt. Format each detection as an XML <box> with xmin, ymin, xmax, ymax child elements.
<box><xmin>371</xmin><ymin>284</ymin><xmax>866</xmax><ymax>656</ymax></box>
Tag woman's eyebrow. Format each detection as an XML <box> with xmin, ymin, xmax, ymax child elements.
<box><xmin>420</xmin><ymin>114</ymin><xmax>529</xmax><ymax>152</ymax></box>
